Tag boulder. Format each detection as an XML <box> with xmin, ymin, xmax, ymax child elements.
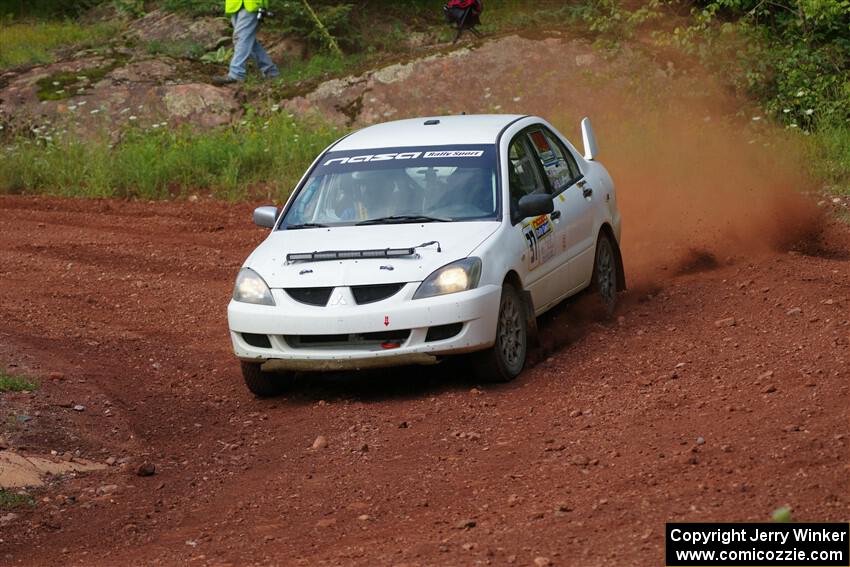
<box><xmin>128</xmin><ymin>9</ymin><xmax>230</xmax><ymax>52</ymax></box>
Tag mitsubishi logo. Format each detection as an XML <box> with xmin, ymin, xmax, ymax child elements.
<box><xmin>328</xmin><ymin>290</ymin><xmax>347</xmax><ymax>306</ymax></box>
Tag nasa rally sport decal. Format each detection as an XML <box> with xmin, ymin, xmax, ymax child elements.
<box><xmin>323</xmin><ymin>150</ymin><xmax>485</xmax><ymax>165</ymax></box>
<box><xmin>522</xmin><ymin>214</ymin><xmax>556</xmax><ymax>270</ymax></box>
<box><xmin>315</xmin><ymin>145</ymin><xmax>496</xmax><ymax>174</ymax></box>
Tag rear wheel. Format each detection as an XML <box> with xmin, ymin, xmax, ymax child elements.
<box><xmin>241</xmin><ymin>362</ymin><xmax>289</xmax><ymax>398</ymax></box>
<box><xmin>474</xmin><ymin>283</ymin><xmax>527</xmax><ymax>382</ymax></box>
<box><xmin>591</xmin><ymin>232</ymin><xmax>618</xmax><ymax>317</ymax></box>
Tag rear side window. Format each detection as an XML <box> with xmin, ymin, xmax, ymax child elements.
<box><xmin>527</xmin><ymin>128</ymin><xmax>582</xmax><ymax>193</ymax></box>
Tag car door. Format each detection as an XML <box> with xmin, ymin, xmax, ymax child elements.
<box><xmin>507</xmin><ymin>131</ymin><xmax>563</xmax><ymax>310</ymax></box>
<box><xmin>526</xmin><ymin>126</ymin><xmax>595</xmax><ymax>299</ymax></box>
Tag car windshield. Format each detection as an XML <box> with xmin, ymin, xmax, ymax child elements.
<box><xmin>281</xmin><ymin>145</ymin><xmax>499</xmax><ymax>228</ymax></box>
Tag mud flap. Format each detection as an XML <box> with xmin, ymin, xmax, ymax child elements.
<box><xmin>613</xmin><ymin>238</ymin><xmax>627</xmax><ymax>291</ymax></box>
<box><xmin>522</xmin><ymin>289</ymin><xmax>540</xmax><ymax>347</ymax></box>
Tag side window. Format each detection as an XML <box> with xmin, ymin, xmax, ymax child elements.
<box><xmin>527</xmin><ymin>128</ymin><xmax>582</xmax><ymax>193</ymax></box>
<box><xmin>508</xmin><ymin>135</ymin><xmax>547</xmax><ymax>219</ymax></box>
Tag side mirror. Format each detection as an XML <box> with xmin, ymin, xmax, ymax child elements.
<box><xmin>581</xmin><ymin>116</ymin><xmax>598</xmax><ymax>161</ymax></box>
<box><xmin>253</xmin><ymin>206</ymin><xmax>280</xmax><ymax>228</ymax></box>
<box><xmin>517</xmin><ymin>194</ymin><xmax>554</xmax><ymax>218</ymax></box>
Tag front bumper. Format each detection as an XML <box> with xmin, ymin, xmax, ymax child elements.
<box><xmin>227</xmin><ymin>283</ymin><xmax>501</xmax><ymax>371</ymax></box>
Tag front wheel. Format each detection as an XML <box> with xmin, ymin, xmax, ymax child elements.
<box><xmin>241</xmin><ymin>362</ymin><xmax>289</xmax><ymax>398</ymax></box>
<box><xmin>473</xmin><ymin>283</ymin><xmax>528</xmax><ymax>382</ymax></box>
<box><xmin>591</xmin><ymin>232</ymin><xmax>618</xmax><ymax>317</ymax></box>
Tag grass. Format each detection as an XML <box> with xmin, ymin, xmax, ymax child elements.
<box><xmin>0</xmin><ymin>114</ymin><xmax>343</xmax><ymax>201</ymax></box>
<box><xmin>806</xmin><ymin>122</ymin><xmax>850</xmax><ymax>196</ymax></box>
<box><xmin>0</xmin><ymin>20</ymin><xmax>122</xmax><ymax>70</ymax></box>
<box><xmin>0</xmin><ymin>370</ymin><xmax>37</xmax><ymax>393</ymax></box>
<box><xmin>275</xmin><ymin>52</ymin><xmax>366</xmax><ymax>86</ymax></box>
<box><xmin>0</xmin><ymin>490</ymin><xmax>36</xmax><ymax>511</ymax></box>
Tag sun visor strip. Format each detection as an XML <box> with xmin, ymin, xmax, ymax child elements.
<box><xmin>287</xmin><ymin>241</ymin><xmax>441</xmax><ymax>263</ymax></box>
<box><xmin>287</xmin><ymin>248</ymin><xmax>417</xmax><ymax>262</ymax></box>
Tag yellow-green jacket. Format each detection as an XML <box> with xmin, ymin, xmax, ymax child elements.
<box><xmin>225</xmin><ymin>0</ymin><xmax>268</xmax><ymax>14</ymax></box>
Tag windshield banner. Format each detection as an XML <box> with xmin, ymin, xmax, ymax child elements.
<box><xmin>316</xmin><ymin>145</ymin><xmax>497</xmax><ymax>174</ymax></box>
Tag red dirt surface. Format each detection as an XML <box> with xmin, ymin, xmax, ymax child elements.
<box><xmin>0</xmin><ymin>195</ymin><xmax>848</xmax><ymax>566</ymax></box>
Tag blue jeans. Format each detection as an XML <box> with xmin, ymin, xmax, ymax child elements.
<box><xmin>228</xmin><ymin>8</ymin><xmax>279</xmax><ymax>81</ymax></box>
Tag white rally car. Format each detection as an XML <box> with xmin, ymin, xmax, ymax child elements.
<box><xmin>228</xmin><ymin>114</ymin><xmax>624</xmax><ymax>396</ymax></box>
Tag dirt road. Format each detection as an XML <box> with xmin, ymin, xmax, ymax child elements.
<box><xmin>0</xmin><ymin>21</ymin><xmax>848</xmax><ymax>567</ymax></box>
<box><xmin>0</xmin><ymin>194</ymin><xmax>847</xmax><ymax>566</ymax></box>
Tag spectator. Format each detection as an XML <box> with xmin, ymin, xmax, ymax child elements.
<box><xmin>213</xmin><ymin>0</ymin><xmax>279</xmax><ymax>84</ymax></box>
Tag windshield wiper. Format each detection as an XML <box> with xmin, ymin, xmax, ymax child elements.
<box><xmin>356</xmin><ymin>215</ymin><xmax>451</xmax><ymax>226</ymax></box>
<box><xmin>286</xmin><ymin>222</ymin><xmax>329</xmax><ymax>230</ymax></box>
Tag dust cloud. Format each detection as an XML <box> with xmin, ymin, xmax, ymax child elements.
<box><xmin>540</xmin><ymin>70</ymin><xmax>822</xmax><ymax>288</ymax></box>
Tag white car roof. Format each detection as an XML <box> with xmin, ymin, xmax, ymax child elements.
<box><xmin>331</xmin><ymin>114</ymin><xmax>527</xmax><ymax>152</ymax></box>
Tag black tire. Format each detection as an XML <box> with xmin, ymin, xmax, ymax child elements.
<box><xmin>591</xmin><ymin>232</ymin><xmax>618</xmax><ymax>317</ymax></box>
<box><xmin>241</xmin><ymin>361</ymin><xmax>288</xmax><ymax>398</ymax></box>
<box><xmin>474</xmin><ymin>283</ymin><xmax>528</xmax><ymax>383</ymax></box>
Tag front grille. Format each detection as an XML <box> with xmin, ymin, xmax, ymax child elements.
<box><xmin>284</xmin><ymin>287</ymin><xmax>334</xmax><ymax>306</ymax></box>
<box><xmin>285</xmin><ymin>330</ymin><xmax>411</xmax><ymax>349</ymax></box>
<box><xmin>351</xmin><ymin>283</ymin><xmax>405</xmax><ymax>304</ymax></box>
<box><xmin>425</xmin><ymin>323</ymin><xmax>463</xmax><ymax>342</ymax></box>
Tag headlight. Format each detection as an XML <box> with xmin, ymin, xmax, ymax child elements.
<box><xmin>233</xmin><ymin>268</ymin><xmax>275</xmax><ymax>305</ymax></box>
<box><xmin>413</xmin><ymin>258</ymin><xmax>482</xmax><ymax>299</ymax></box>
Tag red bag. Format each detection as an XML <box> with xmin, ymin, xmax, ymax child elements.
<box><xmin>446</xmin><ymin>0</ymin><xmax>482</xmax><ymax>14</ymax></box>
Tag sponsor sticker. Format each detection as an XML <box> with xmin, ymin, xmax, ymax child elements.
<box><xmin>522</xmin><ymin>213</ymin><xmax>556</xmax><ymax>270</ymax></box>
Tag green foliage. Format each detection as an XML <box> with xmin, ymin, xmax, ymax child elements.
<box><xmin>112</xmin><ymin>0</ymin><xmax>145</xmax><ymax>18</ymax></box>
<box><xmin>0</xmin><ymin>114</ymin><xmax>342</xmax><ymax>201</ymax></box>
<box><xmin>0</xmin><ymin>370</ymin><xmax>37</xmax><ymax>393</ymax></box>
<box><xmin>146</xmin><ymin>39</ymin><xmax>206</xmax><ymax>60</ymax></box>
<box><xmin>663</xmin><ymin>0</ymin><xmax>849</xmax><ymax>129</ymax></box>
<box><xmin>0</xmin><ymin>21</ymin><xmax>121</xmax><ymax>70</ymax></box>
<box><xmin>200</xmin><ymin>46</ymin><xmax>234</xmax><ymax>64</ymax></box>
<box><xmin>0</xmin><ymin>0</ymin><xmax>104</xmax><ymax>19</ymax></box>
<box><xmin>575</xmin><ymin>0</ymin><xmax>849</xmax><ymax>198</ymax></box>
<box><xmin>274</xmin><ymin>2</ymin><xmax>358</xmax><ymax>53</ymax></box>
<box><xmin>572</xmin><ymin>0</ymin><xmax>666</xmax><ymax>37</ymax></box>
<box><xmin>0</xmin><ymin>490</ymin><xmax>35</xmax><ymax>511</ymax></box>
<box><xmin>161</xmin><ymin>0</ymin><xmax>220</xmax><ymax>16</ymax></box>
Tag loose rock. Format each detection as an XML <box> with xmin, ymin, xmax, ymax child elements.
<box><xmin>96</xmin><ymin>484</ymin><xmax>118</xmax><ymax>496</ymax></box>
<box><xmin>570</xmin><ymin>455</ymin><xmax>589</xmax><ymax>466</ymax></box>
<box><xmin>312</xmin><ymin>436</ymin><xmax>329</xmax><ymax>449</ymax></box>
<box><xmin>136</xmin><ymin>462</ymin><xmax>156</xmax><ymax>477</ymax></box>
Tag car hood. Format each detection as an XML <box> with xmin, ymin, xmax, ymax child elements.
<box><xmin>246</xmin><ymin>222</ymin><xmax>500</xmax><ymax>288</ymax></box>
